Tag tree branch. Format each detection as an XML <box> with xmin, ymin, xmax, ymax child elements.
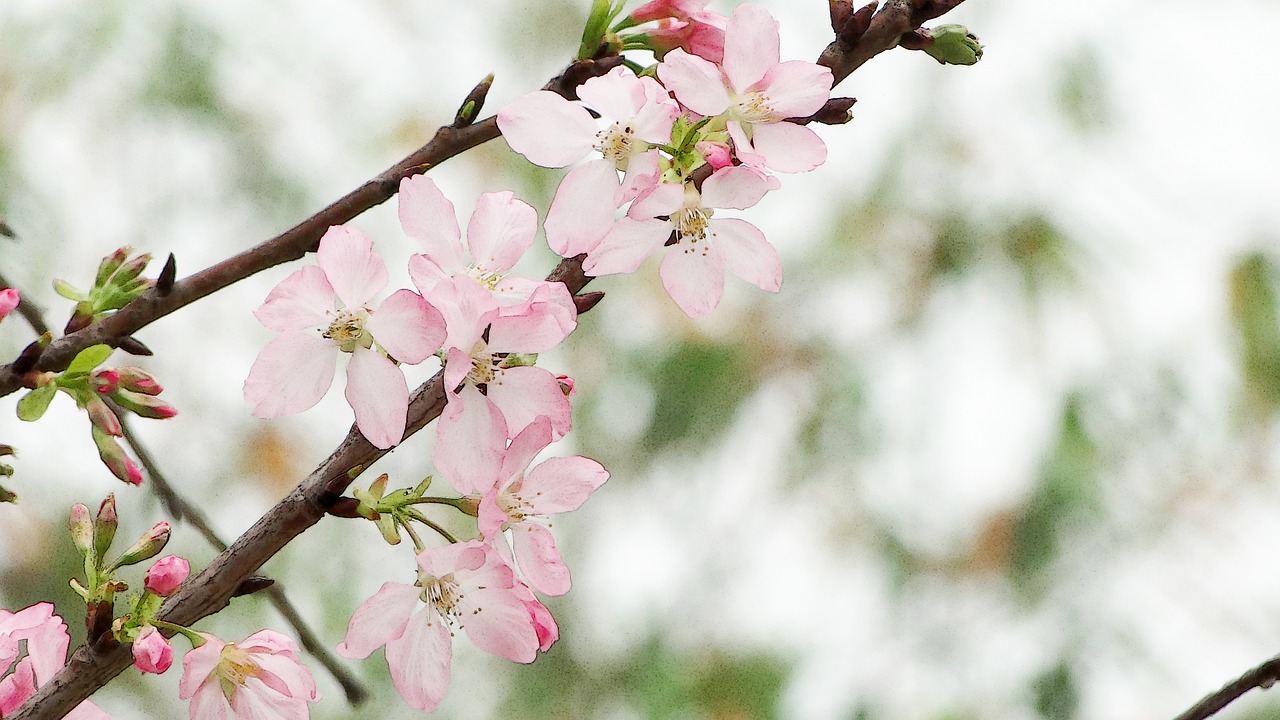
<box><xmin>1173</xmin><ymin>653</ymin><xmax>1280</xmax><ymax>720</ymax></box>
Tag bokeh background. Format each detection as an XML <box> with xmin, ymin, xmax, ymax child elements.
<box><xmin>4</xmin><ymin>0</ymin><xmax>1280</xmax><ymax>718</ymax></box>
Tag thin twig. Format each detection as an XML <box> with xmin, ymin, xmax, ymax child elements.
<box><xmin>1173</xmin><ymin>653</ymin><xmax>1280</xmax><ymax>720</ymax></box>
<box><xmin>116</xmin><ymin>414</ymin><xmax>369</xmax><ymax>707</ymax></box>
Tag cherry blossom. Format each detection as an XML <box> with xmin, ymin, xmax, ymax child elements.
<box><xmin>497</xmin><ymin>67</ymin><xmax>680</xmax><ymax>171</ymax></box>
<box><xmin>131</xmin><ymin>626</ymin><xmax>173</xmax><ymax>674</ymax></box>
<box><xmin>244</xmin><ymin>225</ymin><xmax>446</xmax><ymax>449</ymax></box>
<box><xmin>584</xmin><ymin>165</ymin><xmax>781</xmax><ymax>316</ymax></box>
<box><xmin>180</xmin><ymin>630</ymin><xmax>318</xmax><ymax>720</ymax></box>
<box><xmin>625</xmin><ymin>0</ymin><xmax>727</xmax><ymax>62</ymax></box>
<box><xmin>477</xmin><ymin>417</ymin><xmax>609</xmax><ymax>596</ymax></box>
<box><xmin>657</xmin><ymin>3</ymin><xmax>833</xmax><ymax>173</ymax></box>
<box><xmin>336</xmin><ymin>541</ymin><xmax>542</xmax><ymax>713</ymax></box>
<box><xmin>0</xmin><ymin>603</ymin><xmax>109</xmax><ymax>719</ymax></box>
<box><xmin>0</xmin><ymin>288</ymin><xmax>18</xmax><ymax>323</ymax></box>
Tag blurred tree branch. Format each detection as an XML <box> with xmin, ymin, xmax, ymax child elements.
<box><xmin>1173</xmin><ymin>653</ymin><xmax>1280</xmax><ymax>720</ymax></box>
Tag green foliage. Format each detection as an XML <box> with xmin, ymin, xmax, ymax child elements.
<box><xmin>1056</xmin><ymin>47</ymin><xmax>1111</xmax><ymax>133</ymax></box>
<box><xmin>1009</xmin><ymin>395</ymin><xmax>1099</xmax><ymax>597</ymax></box>
<box><xmin>1032</xmin><ymin>659</ymin><xmax>1079</xmax><ymax>720</ymax></box>
<box><xmin>16</xmin><ymin>383</ymin><xmax>57</xmax><ymax>421</ymax></box>
<box><xmin>1229</xmin><ymin>252</ymin><xmax>1280</xmax><ymax>414</ymax></box>
<box><xmin>643</xmin><ymin>340</ymin><xmax>759</xmax><ymax>452</ymax></box>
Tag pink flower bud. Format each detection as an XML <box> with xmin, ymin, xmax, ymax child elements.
<box><xmin>132</xmin><ymin>625</ymin><xmax>173</xmax><ymax>674</ymax></box>
<box><xmin>144</xmin><ymin>555</ymin><xmax>190</xmax><ymax>596</ymax></box>
<box><xmin>85</xmin><ymin>395</ymin><xmax>122</xmax><ymax>436</ymax></box>
<box><xmin>556</xmin><ymin>374</ymin><xmax>576</xmax><ymax>397</ymax></box>
<box><xmin>69</xmin><ymin>503</ymin><xmax>94</xmax><ymax>554</ymax></box>
<box><xmin>116</xmin><ymin>367</ymin><xmax>163</xmax><ymax>395</ymax></box>
<box><xmin>695</xmin><ymin>141</ymin><xmax>733</xmax><ymax>170</ymax></box>
<box><xmin>91</xmin><ymin>368</ymin><xmax>120</xmax><ymax>394</ymax></box>
<box><xmin>115</xmin><ymin>522</ymin><xmax>170</xmax><ymax>568</ymax></box>
<box><xmin>0</xmin><ymin>288</ymin><xmax>18</xmax><ymax>322</ymax></box>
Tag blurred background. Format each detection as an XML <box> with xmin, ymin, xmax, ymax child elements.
<box><xmin>3</xmin><ymin>0</ymin><xmax>1280</xmax><ymax>717</ymax></box>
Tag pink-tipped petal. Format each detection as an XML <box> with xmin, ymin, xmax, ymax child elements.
<box><xmin>522</xmin><ymin>456</ymin><xmax>609</xmax><ymax>514</ymax></box>
<box><xmin>700</xmin><ymin>165</ymin><xmax>775</xmax><ymax>210</ymax></box>
<box><xmin>244</xmin><ymin>332</ymin><xmax>336</xmax><ymax>417</ymax></box>
<box><xmin>367</xmin><ymin>289</ymin><xmax>446</xmax><ymax>364</ymax></box>
<box><xmin>584</xmin><ymin>217</ymin><xmax>673</xmax><ymax>277</ymax></box>
<box><xmin>435</xmin><ymin>385</ymin><xmax>507</xmax><ymax>495</ymax></box>
<box><xmin>458</xmin><ymin>588</ymin><xmax>538</xmax><ymax>663</ymax></box>
<box><xmin>544</xmin><ymin>160</ymin><xmax>622</xmax><ymax>258</ymax></box>
<box><xmin>660</xmin><ymin>241</ymin><xmax>726</xmax><ymax>317</ymax></box>
<box><xmin>497</xmin><ymin>91</ymin><xmax>598</xmax><ymax>168</ymax></box>
<box><xmin>429</xmin><ymin>275</ymin><xmax>501</xmax><ymax>355</ymax></box>
<box><xmin>408</xmin><ymin>253</ymin><xmax>451</xmax><ymax>298</ymax></box>
<box><xmin>487</xmin><ymin>367</ymin><xmax>573</xmax><ymax>440</ymax></box>
<box><xmin>335</xmin><ymin>582</ymin><xmax>421</xmax><ymax>660</ymax></box>
<box><xmin>512</xmin><ymin>523</ymin><xmax>571</xmax><ymax>596</ymax></box>
<box><xmin>657</xmin><ymin>49</ymin><xmax>731</xmax><ymax>117</ymax></box>
<box><xmin>499</xmin><ymin>417</ymin><xmax>555</xmax><ymax>483</ymax></box>
<box><xmin>316</xmin><ymin>226</ymin><xmax>388</xmax><ymax>309</ymax></box>
<box><xmin>385</xmin><ymin>606</ymin><xmax>453</xmax><ymax>712</ymax></box>
<box><xmin>345</xmin><ymin>347</ymin><xmax>409</xmax><ymax>449</ymax></box>
<box><xmin>760</xmin><ymin>61</ymin><xmax>834</xmax><ymax>118</ymax></box>
<box><xmin>714</xmin><ymin>218</ymin><xmax>781</xmax><ymax>292</ymax></box>
<box><xmin>723</xmin><ymin>4</ymin><xmax>780</xmax><ymax>92</ymax></box>
<box><xmin>467</xmin><ymin>191</ymin><xmax>537</xmax><ymax>274</ymax></box>
<box><xmin>398</xmin><ymin>175</ymin><xmax>465</xmax><ymax>273</ymax></box>
<box><xmin>746</xmin><ymin>122</ymin><xmax>828</xmax><ymax>173</ymax></box>
<box><xmin>487</xmin><ymin>282</ymin><xmax>577</xmax><ymax>353</ymax></box>
<box><xmin>253</xmin><ymin>265</ymin><xmax>335</xmax><ymax>332</ymax></box>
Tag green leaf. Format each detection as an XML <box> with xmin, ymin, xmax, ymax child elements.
<box><xmin>17</xmin><ymin>383</ymin><xmax>58</xmax><ymax>421</ymax></box>
<box><xmin>52</xmin><ymin>278</ymin><xmax>86</xmax><ymax>301</ymax></box>
<box><xmin>66</xmin><ymin>344</ymin><xmax>113</xmax><ymax>376</ymax></box>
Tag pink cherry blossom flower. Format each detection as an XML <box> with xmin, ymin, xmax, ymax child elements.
<box><xmin>144</xmin><ymin>555</ymin><xmax>190</xmax><ymax>596</ymax></box>
<box><xmin>498</xmin><ymin>67</ymin><xmax>680</xmax><ymax>171</ymax></box>
<box><xmin>0</xmin><ymin>288</ymin><xmax>18</xmax><ymax>323</ymax></box>
<box><xmin>478</xmin><ymin>417</ymin><xmax>609</xmax><ymax>596</ymax></box>
<box><xmin>131</xmin><ymin>626</ymin><xmax>173</xmax><ymax>674</ymax></box>
<box><xmin>584</xmin><ymin>166</ymin><xmax>781</xmax><ymax>316</ymax></box>
<box><xmin>657</xmin><ymin>4</ymin><xmax>833</xmax><ymax>173</ymax></box>
<box><xmin>244</xmin><ymin>225</ymin><xmax>446</xmax><ymax>449</ymax></box>
<box><xmin>427</xmin><ymin>274</ymin><xmax>576</xmax><ymax>494</ymax></box>
<box><xmin>0</xmin><ymin>603</ymin><xmax>109</xmax><ymax>719</ymax></box>
<box><xmin>180</xmin><ymin>630</ymin><xmax>318</xmax><ymax>720</ymax></box>
<box><xmin>336</xmin><ymin>541</ymin><xmax>541</xmax><ymax>713</ymax></box>
<box><xmin>626</xmin><ymin>0</ymin><xmax>727</xmax><ymax>62</ymax></box>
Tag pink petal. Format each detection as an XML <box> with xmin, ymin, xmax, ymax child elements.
<box><xmin>522</xmin><ymin>456</ymin><xmax>609</xmax><ymax>514</ymax></box>
<box><xmin>478</xmin><ymin>491</ymin><xmax>507</xmax><ymax>539</ymax></box>
<box><xmin>746</xmin><ymin>122</ymin><xmax>828</xmax><ymax>173</ymax></box>
<box><xmin>335</xmin><ymin>582</ymin><xmax>421</xmax><ymax>660</ymax></box>
<box><xmin>428</xmin><ymin>275</ymin><xmax>500</xmax><ymax>355</ymax></box>
<box><xmin>316</xmin><ymin>226</ymin><xmax>387</xmax><ymax>309</ymax></box>
<box><xmin>511</xmin><ymin>523</ymin><xmax>571</xmax><ymax>596</ymax></box>
<box><xmin>713</xmin><ymin>218</ymin><xmax>781</xmax><ymax>292</ymax></box>
<box><xmin>631</xmin><ymin>77</ymin><xmax>682</xmax><ymax>144</ymax></box>
<box><xmin>0</xmin><ymin>659</ymin><xmax>35</xmax><ymax>715</ymax></box>
<box><xmin>407</xmin><ymin>253</ymin><xmax>451</xmax><ymax>298</ymax></box>
<box><xmin>244</xmin><ymin>332</ymin><xmax>336</xmax><ymax>417</ymax></box>
<box><xmin>760</xmin><ymin>61</ymin><xmax>834</xmax><ymax>119</ymax></box>
<box><xmin>466</xmin><ymin>191</ymin><xmax>537</xmax><ymax>274</ymax></box>
<box><xmin>544</xmin><ymin>160</ymin><xmax>622</xmax><ymax>258</ymax></box>
<box><xmin>0</xmin><ymin>289</ymin><xmax>16</xmax><ymax>323</ymax></box>
<box><xmin>442</xmin><ymin>346</ymin><xmax>473</xmax><ymax>397</ymax></box>
<box><xmin>700</xmin><ymin>165</ymin><xmax>774</xmax><ymax>210</ymax></box>
<box><xmin>418</xmin><ymin>540</ymin><xmax>489</xmax><ymax>578</ymax></box>
<box><xmin>583</xmin><ymin>217</ymin><xmax>672</xmax><ymax>276</ymax></box>
<box><xmin>253</xmin><ymin>265</ymin><xmax>334</xmax><ymax>332</ymax></box>
<box><xmin>576</xmin><ymin>67</ymin><xmax>648</xmax><ymax>124</ymax></box>
<box><xmin>487</xmin><ymin>366</ymin><xmax>573</xmax><ymax>440</ymax></box>
<box><xmin>458</xmin><ymin>587</ymin><xmax>538</xmax><ymax>663</ymax></box>
<box><xmin>487</xmin><ymin>282</ymin><xmax>577</xmax><ymax>353</ymax></box>
<box><xmin>618</xmin><ymin>150</ymin><xmax>665</xmax><ymax>205</ymax></box>
<box><xmin>497</xmin><ymin>91</ymin><xmax>597</xmax><ymax>168</ymax></box>
<box><xmin>398</xmin><ymin>175</ymin><xmax>465</xmax><ymax>273</ymax></box>
<box><xmin>187</xmin><ymin>682</ymin><xmax>227</xmax><ymax>720</ymax></box>
<box><xmin>723</xmin><ymin>4</ymin><xmax>779</xmax><ymax>93</ymax></box>
<box><xmin>499</xmin><ymin>417</ymin><xmax>554</xmax><ymax>483</ymax></box>
<box><xmin>345</xmin><ymin>347</ymin><xmax>409</xmax><ymax>449</ymax></box>
<box><xmin>657</xmin><ymin>48</ymin><xmax>730</xmax><ymax>117</ymax></box>
<box><xmin>179</xmin><ymin>635</ymin><xmax>225</xmax><ymax>699</ymax></box>
<box><xmin>132</xmin><ymin>626</ymin><xmax>173</xmax><ymax>674</ymax></box>
<box><xmin>385</xmin><ymin>606</ymin><xmax>453</xmax><ymax>712</ymax></box>
<box><xmin>659</xmin><ymin>241</ymin><xmax>726</xmax><ymax>317</ymax></box>
<box><xmin>367</xmin><ymin>289</ymin><xmax>445</xmax><ymax>364</ymax></box>
<box><xmin>627</xmin><ymin>180</ymin><xmax>685</xmax><ymax>219</ymax></box>
<box><xmin>435</xmin><ymin>385</ymin><xmax>507</xmax><ymax>495</ymax></box>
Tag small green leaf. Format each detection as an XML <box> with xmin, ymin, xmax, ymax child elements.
<box><xmin>66</xmin><ymin>344</ymin><xmax>113</xmax><ymax>376</ymax></box>
<box><xmin>17</xmin><ymin>384</ymin><xmax>58</xmax><ymax>421</ymax></box>
<box><xmin>53</xmin><ymin>278</ymin><xmax>86</xmax><ymax>301</ymax></box>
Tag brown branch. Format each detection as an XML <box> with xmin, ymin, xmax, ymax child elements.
<box><xmin>1173</xmin><ymin>653</ymin><xmax>1280</xmax><ymax>720</ymax></box>
<box><xmin>115</xmin><ymin>413</ymin><xmax>370</xmax><ymax>707</ymax></box>
<box><xmin>818</xmin><ymin>0</ymin><xmax>970</xmax><ymax>84</ymax></box>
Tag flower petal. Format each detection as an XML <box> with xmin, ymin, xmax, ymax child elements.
<box><xmin>345</xmin><ymin>347</ymin><xmax>409</xmax><ymax>449</ymax></box>
<box><xmin>316</xmin><ymin>226</ymin><xmax>388</xmax><ymax>309</ymax></box>
<box><xmin>435</xmin><ymin>385</ymin><xmax>507</xmax><ymax>495</ymax></box>
<box><xmin>760</xmin><ymin>60</ymin><xmax>834</xmax><ymax>119</ymax></box>
<box><xmin>384</xmin><ymin>606</ymin><xmax>453</xmax><ymax>713</ymax></box>
<box><xmin>497</xmin><ymin>91</ymin><xmax>597</xmax><ymax>168</ymax></box>
<box><xmin>458</xmin><ymin>587</ymin><xmax>538</xmax><ymax>663</ymax></box>
<box><xmin>487</xmin><ymin>366</ymin><xmax>573</xmax><ymax>440</ymax></box>
<box><xmin>487</xmin><ymin>282</ymin><xmax>577</xmax><ymax>354</ymax></box>
<box><xmin>336</xmin><ymin>582</ymin><xmax>421</xmax><ymax>660</ymax></box>
<box><xmin>544</xmin><ymin>160</ymin><xmax>622</xmax><ymax>258</ymax></box>
<box><xmin>712</xmin><ymin>218</ymin><xmax>781</xmax><ymax>292</ymax></box>
<box><xmin>745</xmin><ymin>121</ymin><xmax>827</xmax><ymax>174</ymax></box>
<box><xmin>583</xmin><ymin>217</ymin><xmax>672</xmax><ymax>277</ymax></box>
<box><xmin>657</xmin><ymin>48</ymin><xmax>730</xmax><ymax>117</ymax></box>
<box><xmin>699</xmin><ymin>165</ymin><xmax>774</xmax><ymax>210</ymax></box>
<box><xmin>659</xmin><ymin>240</ymin><xmax>725</xmax><ymax>317</ymax></box>
<box><xmin>466</xmin><ymin>191</ymin><xmax>537</xmax><ymax>274</ymax></box>
<box><xmin>398</xmin><ymin>175</ymin><xmax>465</xmax><ymax>273</ymax></box>
<box><xmin>512</xmin><ymin>523</ymin><xmax>571</xmax><ymax>596</ymax></box>
<box><xmin>367</xmin><ymin>289</ymin><xmax>445</xmax><ymax>364</ymax></box>
<box><xmin>253</xmin><ymin>265</ymin><xmax>335</xmax><ymax>332</ymax></box>
<box><xmin>723</xmin><ymin>4</ymin><xmax>779</xmax><ymax>93</ymax></box>
<box><xmin>243</xmin><ymin>332</ymin><xmax>336</xmax><ymax>417</ymax></box>
<box><xmin>522</xmin><ymin>456</ymin><xmax>609</xmax><ymax>515</ymax></box>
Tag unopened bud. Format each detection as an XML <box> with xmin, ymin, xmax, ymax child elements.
<box><xmin>95</xmin><ymin>248</ymin><xmax>132</xmax><ymax>287</ymax></box>
<box><xmin>94</xmin><ymin>494</ymin><xmax>119</xmax><ymax>563</ymax></box>
<box><xmin>116</xmin><ymin>368</ymin><xmax>162</xmax><ymax>395</ymax></box>
<box><xmin>112</xmin><ymin>390</ymin><xmax>178</xmax><ymax>420</ymax></box>
<box><xmin>556</xmin><ymin>374</ymin><xmax>576</xmax><ymax>397</ymax></box>
<box><xmin>110</xmin><ymin>253</ymin><xmax>151</xmax><ymax>287</ymax></box>
<box><xmin>114</xmin><ymin>522</ymin><xmax>170</xmax><ymax>568</ymax></box>
<box><xmin>923</xmin><ymin>24</ymin><xmax>982</xmax><ymax>65</ymax></box>
<box><xmin>70</xmin><ymin>503</ymin><xmax>94</xmax><ymax>554</ymax></box>
<box><xmin>85</xmin><ymin>395</ymin><xmax>123</xmax><ymax>436</ymax></box>
<box><xmin>91</xmin><ymin>368</ymin><xmax>121</xmax><ymax>394</ymax></box>
<box><xmin>144</xmin><ymin>555</ymin><xmax>190</xmax><ymax>596</ymax></box>
<box><xmin>91</xmin><ymin>426</ymin><xmax>143</xmax><ymax>486</ymax></box>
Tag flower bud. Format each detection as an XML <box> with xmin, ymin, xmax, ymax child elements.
<box><xmin>556</xmin><ymin>374</ymin><xmax>576</xmax><ymax>397</ymax></box>
<box><xmin>70</xmin><ymin>503</ymin><xmax>94</xmax><ymax>555</ymax></box>
<box><xmin>91</xmin><ymin>368</ymin><xmax>120</xmax><ymax>394</ymax></box>
<box><xmin>94</xmin><ymin>247</ymin><xmax>132</xmax><ymax>287</ymax></box>
<box><xmin>116</xmin><ymin>368</ymin><xmax>163</xmax><ymax>395</ymax></box>
<box><xmin>144</xmin><ymin>555</ymin><xmax>190</xmax><ymax>596</ymax></box>
<box><xmin>131</xmin><ymin>625</ymin><xmax>173</xmax><ymax>674</ymax></box>
<box><xmin>85</xmin><ymin>395</ymin><xmax>123</xmax><ymax>436</ymax></box>
<box><xmin>923</xmin><ymin>24</ymin><xmax>983</xmax><ymax>66</ymax></box>
<box><xmin>0</xmin><ymin>288</ymin><xmax>18</xmax><ymax>322</ymax></box>
<box><xmin>114</xmin><ymin>522</ymin><xmax>170</xmax><ymax>568</ymax></box>
<box><xmin>111</xmin><ymin>390</ymin><xmax>178</xmax><ymax>420</ymax></box>
<box><xmin>91</xmin><ymin>426</ymin><xmax>143</xmax><ymax>486</ymax></box>
<box><xmin>94</xmin><ymin>494</ymin><xmax>118</xmax><ymax>563</ymax></box>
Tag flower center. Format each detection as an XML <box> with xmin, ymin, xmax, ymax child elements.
<box><xmin>466</xmin><ymin>266</ymin><xmax>504</xmax><ymax>292</ymax></box>
<box><xmin>422</xmin><ymin>574</ymin><xmax>464</xmax><ymax>623</ymax></box>
<box><xmin>674</xmin><ymin>206</ymin><xmax>712</xmax><ymax>244</ymax></box>
<box><xmin>498</xmin><ymin>479</ymin><xmax>533</xmax><ymax>523</ymax></box>
<box><xmin>732</xmin><ymin>91</ymin><xmax>775</xmax><ymax>124</ymax></box>
<box><xmin>216</xmin><ymin>645</ymin><xmax>259</xmax><ymax>700</ymax></box>
<box><xmin>594</xmin><ymin>121</ymin><xmax>637</xmax><ymax>162</ymax></box>
<box><xmin>323</xmin><ymin>307</ymin><xmax>372</xmax><ymax>353</ymax></box>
